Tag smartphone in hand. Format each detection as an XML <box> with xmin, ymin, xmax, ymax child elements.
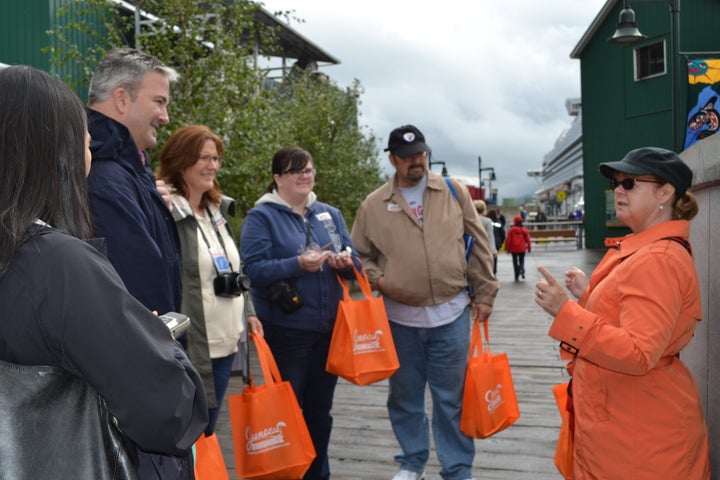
<box><xmin>159</xmin><ymin>312</ymin><xmax>190</xmax><ymax>337</ymax></box>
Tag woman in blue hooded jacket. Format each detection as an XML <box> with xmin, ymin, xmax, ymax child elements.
<box><xmin>240</xmin><ymin>146</ymin><xmax>359</xmax><ymax>480</ymax></box>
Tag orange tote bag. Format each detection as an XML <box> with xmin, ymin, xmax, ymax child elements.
<box><xmin>228</xmin><ymin>333</ymin><xmax>316</xmax><ymax>480</ymax></box>
<box><xmin>193</xmin><ymin>433</ymin><xmax>229</xmax><ymax>480</ymax></box>
<box><xmin>325</xmin><ymin>264</ymin><xmax>399</xmax><ymax>385</ymax></box>
<box><xmin>552</xmin><ymin>381</ymin><xmax>574</xmax><ymax>480</ymax></box>
<box><xmin>460</xmin><ymin>318</ymin><xmax>520</xmax><ymax>439</ymax></box>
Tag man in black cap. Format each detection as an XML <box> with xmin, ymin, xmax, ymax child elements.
<box><xmin>351</xmin><ymin>125</ymin><xmax>498</xmax><ymax>480</ymax></box>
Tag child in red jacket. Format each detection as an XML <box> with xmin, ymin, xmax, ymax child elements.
<box><xmin>505</xmin><ymin>216</ymin><xmax>532</xmax><ymax>281</ymax></box>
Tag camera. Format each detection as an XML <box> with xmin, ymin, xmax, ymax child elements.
<box><xmin>214</xmin><ymin>272</ymin><xmax>251</xmax><ymax>297</ymax></box>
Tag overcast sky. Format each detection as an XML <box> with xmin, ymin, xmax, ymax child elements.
<box><xmin>260</xmin><ymin>0</ymin><xmax>608</xmax><ymax>202</ymax></box>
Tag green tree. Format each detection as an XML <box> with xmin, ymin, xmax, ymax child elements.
<box><xmin>46</xmin><ymin>0</ymin><xmax>383</xmax><ymax>229</ymax></box>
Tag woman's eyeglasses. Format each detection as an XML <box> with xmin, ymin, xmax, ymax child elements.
<box><xmin>198</xmin><ymin>155</ymin><xmax>222</xmax><ymax>165</ymax></box>
<box><xmin>610</xmin><ymin>177</ymin><xmax>664</xmax><ymax>191</ymax></box>
<box><xmin>284</xmin><ymin>168</ymin><xmax>317</xmax><ymax>178</ymax></box>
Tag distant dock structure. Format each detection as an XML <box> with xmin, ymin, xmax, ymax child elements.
<box><xmin>529</xmin><ymin>98</ymin><xmax>584</xmax><ymax>220</ymax></box>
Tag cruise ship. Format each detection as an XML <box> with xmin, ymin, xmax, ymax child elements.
<box><xmin>530</xmin><ymin>98</ymin><xmax>584</xmax><ymax>220</ymax></box>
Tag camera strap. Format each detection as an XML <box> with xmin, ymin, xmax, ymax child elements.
<box><xmin>196</xmin><ymin>207</ymin><xmax>235</xmax><ymax>276</ymax></box>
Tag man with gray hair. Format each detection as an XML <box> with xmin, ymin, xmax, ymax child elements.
<box><xmin>87</xmin><ymin>47</ymin><xmax>182</xmax><ymax>317</ymax></box>
<box><xmin>86</xmin><ymin>48</ymin><xmax>206</xmax><ymax>480</ymax></box>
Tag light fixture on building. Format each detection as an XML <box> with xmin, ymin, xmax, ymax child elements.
<box><xmin>608</xmin><ymin>6</ymin><xmax>647</xmax><ymax>44</ymax></box>
<box><xmin>608</xmin><ymin>0</ymin><xmax>682</xmax><ymax>152</ymax></box>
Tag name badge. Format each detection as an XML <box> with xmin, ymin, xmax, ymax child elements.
<box><xmin>387</xmin><ymin>203</ymin><xmax>402</xmax><ymax>212</ymax></box>
<box><xmin>214</xmin><ymin>216</ymin><xmax>227</xmax><ymax>228</ymax></box>
<box><xmin>316</xmin><ymin>212</ymin><xmax>332</xmax><ymax>221</ymax></box>
<box><xmin>210</xmin><ymin>247</ymin><xmax>231</xmax><ymax>273</ymax></box>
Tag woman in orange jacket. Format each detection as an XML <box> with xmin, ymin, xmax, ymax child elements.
<box><xmin>505</xmin><ymin>215</ymin><xmax>531</xmax><ymax>281</ymax></box>
<box><xmin>534</xmin><ymin>147</ymin><xmax>710</xmax><ymax>479</ymax></box>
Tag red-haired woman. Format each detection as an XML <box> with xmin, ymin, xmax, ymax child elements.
<box><xmin>157</xmin><ymin>125</ymin><xmax>263</xmax><ymax>436</ymax></box>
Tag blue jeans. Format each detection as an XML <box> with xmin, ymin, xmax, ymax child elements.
<box><xmin>388</xmin><ymin>309</ymin><xmax>473</xmax><ymax>480</ymax></box>
<box><xmin>264</xmin><ymin>325</ymin><xmax>338</xmax><ymax>480</ymax></box>
<box><xmin>206</xmin><ymin>353</ymin><xmax>236</xmax><ymax>436</ymax></box>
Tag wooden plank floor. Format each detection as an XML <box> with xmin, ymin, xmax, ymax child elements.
<box><xmin>214</xmin><ymin>246</ymin><xmax>604</xmax><ymax>479</ymax></box>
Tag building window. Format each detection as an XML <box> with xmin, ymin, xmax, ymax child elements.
<box><xmin>634</xmin><ymin>41</ymin><xmax>666</xmax><ymax>80</ymax></box>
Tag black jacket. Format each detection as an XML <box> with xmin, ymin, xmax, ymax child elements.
<box><xmin>0</xmin><ymin>227</ymin><xmax>208</xmax><ymax>478</ymax></box>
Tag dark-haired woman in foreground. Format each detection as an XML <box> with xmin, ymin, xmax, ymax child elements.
<box><xmin>0</xmin><ymin>65</ymin><xmax>207</xmax><ymax>479</ymax></box>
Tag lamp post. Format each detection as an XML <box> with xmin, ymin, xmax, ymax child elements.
<box><xmin>482</xmin><ymin>168</ymin><xmax>497</xmax><ymax>203</ymax></box>
<box><xmin>608</xmin><ymin>0</ymin><xmax>682</xmax><ymax>152</ymax></box>
<box><xmin>429</xmin><ymin>160</ymin><xmax>448</xmax><ymax>177</ymax></box>
<box><xmin>478</xmin><ymin>155</ymin><xmax>482</xmax><ymax>190</ymax></box>
<box><xmin>477</xmin><ymin>156</ymin><xmax>497</xmax><ymax>202</ymax></box>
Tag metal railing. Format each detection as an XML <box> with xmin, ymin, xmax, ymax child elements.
<box><xmin>526</xmin><ymin>220</ymin><xmax>584</xmax><ymax>249</ymax></box>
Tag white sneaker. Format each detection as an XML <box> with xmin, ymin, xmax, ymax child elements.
<box><xmin>391</xmin><ymin>470</ymin><xmax>425</xmax><ymax>480</ymax></box>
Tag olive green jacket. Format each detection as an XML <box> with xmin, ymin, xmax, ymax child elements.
<box><xmin>171</xmin><ymin>195</ymin><xmax>256</xmax><ymax>408</ymax></box>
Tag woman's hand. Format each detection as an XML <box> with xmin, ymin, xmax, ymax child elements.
<box><xmin>156</xmin><ymin>180</ymin><xmax>173</xmax><ymax>211</ymax></box>
<box><xmin>327</xmin><ymin>253</ymin><xmax>353</xmax><ymax>270</ymax></box>
<box><xmin>535</xmin><ymin>265</ymin><xmax>570</xmax><ymax>317</ymax></box>
<box><xmin>298</xmin><ymin>250</ymin><xmax>331</xmax><ymax>272</ymax></box>
<box><xmin>247</xmin><ymin>315</ymin><xmax>263</xmax><ymax>335</ymax></box>
<box><xmin>564</xmin><ymin>267</ymin><xmax>588</xmax><ymax>299</ymax></box>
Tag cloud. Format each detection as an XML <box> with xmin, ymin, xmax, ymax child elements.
<box><xmin>261</xmin><ymin>0</ymin><xmax>606</xmax><ymax>201</ymax></box>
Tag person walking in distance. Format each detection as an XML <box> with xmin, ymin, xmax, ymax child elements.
<box><xmin>505</xmin><ymin>215</ymin><xmax>531</xmax><ymax>281</ymax></box>
<box><xmin>487</xmin><ymin>209</ymin><xmax>505</xmax><ymax>274</ymax></box>
<box><xmin>474</xmin><ymin>200</ymin><xmax>497</xmax><ymax>276</ymax></box>
<box><xmin>352</xmin><ymin>125</ymin><xmax>498</xmax><ymax>480</ymax></box>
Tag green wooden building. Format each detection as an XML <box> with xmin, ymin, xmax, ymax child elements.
<box><xmin>0</xmin><ymin>0</ymin><xmax>339</xmax><ymax>100</ymax></box>
<box><xmin>572</xmin><ymin>0</ymin><xmax>720</xmax><ymax>248</ymax></box>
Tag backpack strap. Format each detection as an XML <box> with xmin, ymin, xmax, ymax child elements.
<box><xmin>445</xmin><ymin>176</ymin><xmax>459</xmax><ymax>200</ymax></box>
<box><xmin>444</xmin><ymin>177</ymin><xmax>475</xmax><ymax>261</ymax></box>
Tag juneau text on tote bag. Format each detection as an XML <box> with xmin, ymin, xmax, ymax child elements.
<box><xmin>227</xmin><ymin>333</ymin><xmax>316</xmax><ymax>480</ymax></box>
<box><xmin>325</xmin><ymin>264</ymin><xmax>399</xmax><ymax>385</ymax></box>
<box><xmin>460</xmin><ymin>318</ymin><xmax>520</xmax><ymax>439</ymax></box>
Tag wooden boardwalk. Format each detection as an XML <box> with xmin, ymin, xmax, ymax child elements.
<box><xmin>214</xmin><ymin>246</ymin><xmax>604</xmax><ymax>479</ymax></box>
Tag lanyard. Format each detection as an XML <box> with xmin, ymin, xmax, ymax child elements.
<box><xmin>196</xmin><ymin>207</ymin><xmax>235</xmax><ymax>275</ymax></box>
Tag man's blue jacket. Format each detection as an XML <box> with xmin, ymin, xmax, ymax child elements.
<box><xmin>86</xmin><ymin>108</ymin><xmax>182</xmax><ymax>316</ymax></box>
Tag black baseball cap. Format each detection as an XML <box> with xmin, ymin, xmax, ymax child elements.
<box><xmin>384</xmin><ymin>125</ymin><xmax>431</xmax><ymax>157</ymax></box>
<box><xmin>599</xmin><ymin>147</ymin><xmax>693</xmax><ymax>197</ymax></box>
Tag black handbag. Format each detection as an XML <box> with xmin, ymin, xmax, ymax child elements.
<box><xmin>268</xmin><ymin>279</ymin><xmax>304</xmax><ymax>313</ymax></box>
<box><xmin>0</xmin><ymin>359</ymin><xmax>139</xmax><ymax>480</ymax></box>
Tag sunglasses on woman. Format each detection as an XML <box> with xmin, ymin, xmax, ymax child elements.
<box><xmin>610</xmin><ymin>177</ymin><xmax>664</xmax><ymax>190</ymax></box>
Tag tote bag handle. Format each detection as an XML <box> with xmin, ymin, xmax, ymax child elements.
<box><xmin>470</xmin><ymin>317</ymin><xmax>491</xmax><ymax>357</ymax></box>
<box><xmin>336</xmin><ymin>263</ymin><xmax>373</xmax><ymax>301</ymax></box>
<box><xmin>248</xmin><ymin>332</ymin><xmax>283</xmax><ymax>387</ymax></box>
